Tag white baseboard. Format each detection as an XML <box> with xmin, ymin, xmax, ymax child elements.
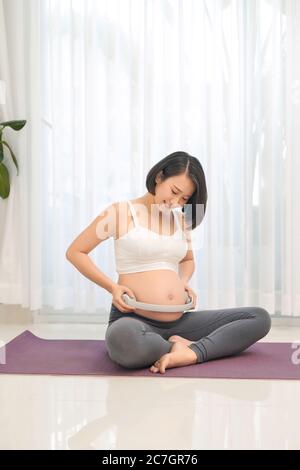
<box><xmin>0</xmin><ymin>304</ymin><xmax>109</xmax><ymax>324</ymax></box>
<box><xmin>33</xmin><ymin>311</ymin><xmax>108</xmax><ymax>324</ymax></box>
<box><xmin>1</xmin><ymin>303</ymin><xmax>300</xmax><ymax>326</ymax></box>
<box><xmin>0</xmin><ymin>304</ymin><xmax>34</xmax><ymax>323</ymax></box>
<box><xmin>270</xmin><ymin>316</ymin><xmax>300</xmax><ymax>327</ymax></box>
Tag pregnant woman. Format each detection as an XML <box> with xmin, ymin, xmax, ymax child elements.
<box><xmin>66</xmin><ymin>151</ymin><xmax>271</xmax><ymax>374</ymax></box>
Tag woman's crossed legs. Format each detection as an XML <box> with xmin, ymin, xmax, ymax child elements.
<box><xmin>105</xmin><ymin>306</ymin><xmax>271</xmax><ymax>373</ymax></box>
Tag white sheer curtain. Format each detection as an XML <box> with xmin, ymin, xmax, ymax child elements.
<box><xmin>1</xmin><ymin>0</ymin><xmax>299</xmax><ymax>319</ymax></box>
<box><xmin>0</xmin><ymin>0</ymin><xmax>42</xmax><ymax>309</ymax></box>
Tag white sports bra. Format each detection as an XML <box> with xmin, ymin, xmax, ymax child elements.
<box><xmin>114</xmin><ymin>200</ymin><xmax>188</xmax><ymax>275</ymax></box>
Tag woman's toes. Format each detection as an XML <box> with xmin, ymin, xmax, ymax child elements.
<box><xmin>150</xmin><ymin>356</ymin><xmax>170</xmax><ymax>374</ymax></box>
<box><xmin>149</xmin><ymin>361</ymin><xmax>161</xmax><ymax>373</ymax></box>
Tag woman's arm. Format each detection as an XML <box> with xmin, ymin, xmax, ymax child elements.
<box><xmin>66</xmin><ymin>251</ymin><xmax>117</xmax><ymax>293</ymax></box>
<box><xmin>177</xmin><ymin>211</ymin><xmax>195</xmax><ymax>283</ymax></box>
<box><xmin>179</xmin><ymin>260</ymin><xmax>195</xmax><ymax>283</ymax></box>
<box><xmin>66</xmin><ymin>203</ymin><xmax>119</xmax><ymax>294</ymax></box>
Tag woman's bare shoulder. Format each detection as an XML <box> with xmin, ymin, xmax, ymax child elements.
<box><xmin>111</xmin><ymin>200</ymin><xmax>129</xmax><ymax>215</ymax></box>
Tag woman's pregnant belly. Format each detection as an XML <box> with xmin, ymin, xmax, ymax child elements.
<box><xmin>117</xmin><ymin>270</ymin><xmax>187</xmax><ymax>321</ymax></box>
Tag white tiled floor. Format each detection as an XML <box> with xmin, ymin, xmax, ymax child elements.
<box><xmin>0</xmin><ymin>323</ymin><xmax>300</xmax><ymax>450</ymax></box>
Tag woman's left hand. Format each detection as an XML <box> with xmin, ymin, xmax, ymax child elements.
<box><xmin>182</xmin><ymin>282</ymin><xmax>197</xmax><ymax>309</ymax></box>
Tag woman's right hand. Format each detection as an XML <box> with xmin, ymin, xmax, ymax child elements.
<box><xmin>111</xmin><ymin>284</ymin><xmax>137</xmax><ymax>313</ymax></box>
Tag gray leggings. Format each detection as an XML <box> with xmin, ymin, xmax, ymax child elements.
<box><xmin>105</xmin><ymin>304</ymin><xmax>272</xmax><ymax>369</ymax></box>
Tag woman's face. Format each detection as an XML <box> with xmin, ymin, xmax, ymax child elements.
<box><xmin>154</xmin><ymin>172</ymin><xmax>195</xmax><ymax>210</ymax></box>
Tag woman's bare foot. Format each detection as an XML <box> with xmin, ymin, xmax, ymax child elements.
<box><xmin>168</xmin><ymin>335</ymin><xmax>193</xmax><ymax>346</ymax></box>
<box><xmin>149</xmin><ymin>341</ymin><xmax>198</xmax><ymax>374</ymax></box>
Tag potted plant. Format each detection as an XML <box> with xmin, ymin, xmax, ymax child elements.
<box><xmin>0</xmin><ymin>120</ymin><xmax>26</xmax><ymax>199</ymax></box>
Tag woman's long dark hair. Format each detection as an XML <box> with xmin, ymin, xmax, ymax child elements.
<box><xmin>146</xmin><ymin>151</ymin><xmax>208</xmax><ymax>230</ymax></box>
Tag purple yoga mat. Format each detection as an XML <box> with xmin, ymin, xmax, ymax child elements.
<box><xmin>0</xmin><ymin>330</ymin><xmax>299</xmax><ymax>379</ymax></box>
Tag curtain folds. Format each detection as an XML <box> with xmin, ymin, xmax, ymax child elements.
<box><xmin>0</xmin><ymin>0</ymin><xmax>42</xmax><ymax>310</ymax></box>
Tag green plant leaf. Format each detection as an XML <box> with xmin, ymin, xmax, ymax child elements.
<box><xmin>2</xmin><ymin>140</ymin><xmax>19</xmax><ymax>175</ymax></box>
<box><xmin>0</xmin><ymin>141</ymin><xmax>3</xmax><ymax>164</ymax></box>
<box><xmin>0</xmin><ymin>162</ymin><xmax>10</xmax><ymax>199</ymax></box>
<box><xmin>0</xmin><ymin>120</ymin><xmax>27</xmax><ymax>131</ymax></box>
